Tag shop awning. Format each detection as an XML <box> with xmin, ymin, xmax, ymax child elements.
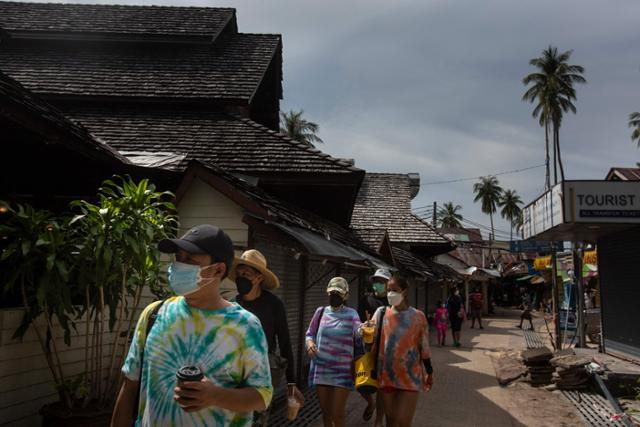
<box><xmin>271</xmin><ymin>222</ymin><xmax>394</xmax><ymax>269</ymax></box>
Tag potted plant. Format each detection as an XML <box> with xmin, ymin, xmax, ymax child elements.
<box><xmin>0</xmin><ymin>177</ymin><xmax>177</xmax><ymax>426</ymax></box>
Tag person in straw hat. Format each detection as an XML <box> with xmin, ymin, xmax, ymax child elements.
<box><xmin>230</xmin><ymin>249</ymin><xmax>303</xmax><ymax>426</ymax></box>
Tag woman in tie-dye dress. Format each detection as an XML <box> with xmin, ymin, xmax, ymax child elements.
<box><xmin>305</xmin><ymin>277</ymin><xmax>361</xmax><ymax>427</ymax></box>
<box><xmin>373</xmin><ymin>274</ymin><xmax>434</xmax><ymax>427</ymax></box>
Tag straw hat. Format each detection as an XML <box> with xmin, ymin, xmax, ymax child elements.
<box><xmin>229</xmin><ymin>249</ymin><xmax>280</xmax><ymax>290</ymax></box>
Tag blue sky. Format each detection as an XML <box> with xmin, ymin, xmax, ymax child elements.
<box><xmin>14</xmin><ymin>0</ymin><xmax>640</xmax><ymax>239</ymax></box>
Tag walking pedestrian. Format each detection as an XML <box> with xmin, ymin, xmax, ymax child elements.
<box><xmin>306</xmin><ymin>277</ymin><xmax>361</xmax><ymax>427</ymax></box>
<box><xmin>357</xmin><ymin>268</ymin><xmax>390</xmax><ymax>425</ymax></box>
<box><xmin>373</xmin><ymin>274</ymin><xmax>433</xmax><ymax>427</ymax></box>
<box><xmin>517</xmin><ymin>302</ymin><xmax>534</xmax><ymax>330</ymax></box>
<box><xmin>447</xmin><ymin>288</ymin><xmax>464</xmax><ymax>347</ymax></box>
<box><xmin>469</xmin><ymin>286</ymin><xmax>484</xmax><ymax>329</ymax></box>
<box><xmin>230</xmin><ymin>249</ymin><xmax>304</xmax><ymax>426</ymax></box>
<box><xmin>111</xmin><ymin>225</ymin><xmax>272</xmax><ymax>427</ymax></box>
<box><xmin>434</xmin><ymin>300</ymin><xmax>448</xmax><ymax>346</ymax></box>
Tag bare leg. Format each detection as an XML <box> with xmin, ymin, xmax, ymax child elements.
<box><xmin>381</xmin><ymin>390</ymin><xmax>397</xmax><ymax>427</ymax></box>
<box><xmin>359</xmin><ymin>390</ymin><xmax>374</xmax><ymax>421</ymax></box>
<box><xmin>392</xmin><ymin>391</ymin><xmax>420</xmax><ymax>427</ymax></box>
<box><xmin>316</xmin><ymin>385</ymin><xmax>334</xmax><ymax>427</ymax></box>
<box><xmin>373</xmin><ymin>392</ymin><xmax>385</xmax><ymax>427</ymax></box>
<box><xmin>330</xmin><ymin>387</ymin><xmax>350</xmax><ymax>427</ymax></box>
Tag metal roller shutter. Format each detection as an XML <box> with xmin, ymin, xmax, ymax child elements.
<box><xmin>598</xmin><ymin>227</ymin><xmax>640</xmax><ymax>359</ymax></box>
<box><xmin>252</xmin><ymin>234</ymin><xmax>303</xmax><ymax>390</ymax></box>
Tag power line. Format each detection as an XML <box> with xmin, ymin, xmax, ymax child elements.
<box><xmin>420</xmin><ymin>163</ymin><xmax>545</xmax><ymax>186</ymax></box>
<box><xmin>415</xmin><ymin>208</ymin><xmax>516</xmax><ymax>239</ymax></box>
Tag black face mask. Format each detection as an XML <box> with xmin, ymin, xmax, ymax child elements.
<box><xmin>329</xmin><ymin>293</ymin><xmax>344</xmax><ymax>307</ymax></box>
<box><xmin>236</xmin><ymin>277</ymin><xmax>254</xmax><ymax>295</ymax></box>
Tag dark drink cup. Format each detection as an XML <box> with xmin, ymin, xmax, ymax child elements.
<box><xmin>176</xmin><ymin>366</ymin><xmax>204</xmax><ymax>384</ymax></box>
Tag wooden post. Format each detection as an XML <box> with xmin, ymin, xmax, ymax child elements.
<box><xmin>574</xmin><ymin>243</ymin><xmax>585</xmax><ymax>347</ymax></box>
<box><xmin>296</xmin><ymin>256</ymin><xmax>308</xmax><ymax>386</ymax></box>
<box><xmin>551</xmin><ymin>244</ymin><xmax>561</xmax><ymax>349</ymax></box>
<box><xmin>464</xmin><ymin>278</ymin><xmax>470</xmax><ymax>313</ymax></box>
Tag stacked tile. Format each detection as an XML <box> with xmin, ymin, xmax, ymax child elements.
<box><xmin>550</xmin><ymin>354</ymin><xmax>591</xmax><ymax>390</ymax></box>
<box><xmin>522</xmin><ymin>347</ymin><xmax>555</xmax><ymax>386</ymax></box>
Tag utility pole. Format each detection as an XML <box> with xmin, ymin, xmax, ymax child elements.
<box><xmin>432</xmin><ymin>201</ymin><xmax>437</xmax><ymax>227</ymax></box>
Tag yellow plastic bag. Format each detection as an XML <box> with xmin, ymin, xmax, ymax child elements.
<box><xmin>354</xmin><ymin>351</ymin><xmax>378</xmax><ymax>394</ymax></box>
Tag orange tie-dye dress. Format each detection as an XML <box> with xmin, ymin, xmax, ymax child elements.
<box><xmin>375</xmin><ymin>306</ymin><xmax>431</xmax><ymax>391</ymax></box>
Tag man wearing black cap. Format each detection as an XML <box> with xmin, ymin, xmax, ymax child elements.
<box><xmin>111</xmin><ymin>225</ymin><xmax>273</xmax><ymax>427</ymax></box>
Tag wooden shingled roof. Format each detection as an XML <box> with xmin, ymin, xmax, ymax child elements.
<box><xmin>0</xmin><ymin>1</ymin><xmax>282</xmax><ymax>102</ymax></box>
<box><xmin>351</xmin><ymin>173</ymin><xmax>453</xmax><ymax>247</ymax></box>
<box><xmin>0</xmin><ymin>71</ymin><xmax>129</xmax><ymax>165</ymax></box>
<box><xmin>64</xmin><ymin>107</ymin><xmax>360</xmax><ymax>175</ymax></box>
<box><xmin>0</xmin><ymin>2</ymin><xmax>235</xmax><ymax>38</ymax></box>
<box><xmin>0</xmin><ymin>34</ymin><xmax>281</xmax><ymax>101</ymax></box>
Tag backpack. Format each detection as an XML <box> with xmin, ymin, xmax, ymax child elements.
<box><xmin>132</xmin><ymin>299</ymin><xmax>165</xmax><ymax>420</ymax></box>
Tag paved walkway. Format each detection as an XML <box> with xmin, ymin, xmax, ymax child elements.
<box><xmin>312</xmin><ymin>308</ymin><xmax>584</xmax><ymax>427</ymax></box>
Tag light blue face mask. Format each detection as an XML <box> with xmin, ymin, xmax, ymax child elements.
<box><xmin>168</xmin><ymin>261</ymin><xmax>212</xmax><ymax>296</ymax></box>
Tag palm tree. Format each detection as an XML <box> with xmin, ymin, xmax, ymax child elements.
<box><xmin>439</xmin><ymin>202</ymin><xmax>463</xmax><ymax>228</ymax></box>
<box><xmin>473</xmin><ymin>176</ymin><xmax>503</xmax><ymax>242</ymax></box>
<box><xmin>628</xmin><ymin>112</ymin><xmax>640</xmax><ymax>146</ymax></box>
<box><xmin>499</xmin><ymin>189</ymin><xmax>523</xmax><ymax>241</ymax></box>
<box><xmin>522</xmin><ymin>46</ymin><xmax>586</xmax><ymax>187</ymax></box>
<box><xmin>280</xmin><ymin>109</ymin><xmax>324</xmax><ymax>146</ymax></box>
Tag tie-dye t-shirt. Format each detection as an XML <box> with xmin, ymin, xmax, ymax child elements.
<box><xmin>305</xmin><ymin>305</ymin><xmax>361</xmax><ymax>389</ymax></box>
<box><xmin>122</xmin><ymin>296</ymin><xmax>272</xmax><ymax>427</ymax></box>
<box><xmin>375</xmin><ymin>306</ymin><xmax>431</xmax><ymax>391</ymax></box>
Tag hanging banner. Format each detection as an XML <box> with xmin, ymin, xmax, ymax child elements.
<box><xmin>583</xmin><ymin>250</ymin><xmax>597</xmax><ymax>264</ymax></box>
<box><xmin>534</xmin><ymin>256</ymin><xmax>551</xmax><ymax>271</ymax></box>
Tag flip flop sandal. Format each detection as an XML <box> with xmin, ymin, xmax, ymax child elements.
<box><xmin>363</xmin><ymin>404</ymin><xmax>375</xmax><ymax>421</ymax></box>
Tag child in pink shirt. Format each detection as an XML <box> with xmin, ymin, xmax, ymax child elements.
<box><xmin>434</xmin><ymin>301</ymin><xmax>448</xmax><ymax>346</ymax></box>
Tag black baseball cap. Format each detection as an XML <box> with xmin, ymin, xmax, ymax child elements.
<box><xmin>158</xmin><ymin>224</ymin><xmax>234</xmax><ymax>278</ymax></box>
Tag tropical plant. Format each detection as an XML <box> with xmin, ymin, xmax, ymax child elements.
<box><xmin>439</xmin><ymin>202</ymin><xmax>463</xmax><ymax>228</ymax></box>
<box><xmin>522</xmin><ymin>46</ymin><xmax>586</xmax><ymax>187</ymax></box>
<box><xmin>0</xmin><ymin>203</ymin><xmax>80</xmax><ymax>408</ymax></box>
<box><xmin>0</xmin><ymin>177</ymin><xmax>177</xmax><ymax>413</ymax></box>
<box><xmin>499</xmin><ymin>189</ymin><xmax>523</xmax><ymax>241</ymax></box>
<box><xmin>473</xmin><ymin>176</ymin><xmax>503</xmax><ymax>242</ymax></box>
<box><xmin>280</xmin><ymin>109</ymin><xmax>324</xmax><ymax>146</ymax></box>
<box><xmin>70</xmin><ymin>177</ymin><xmax>177</xmax><ymax>405</ymax></box>
<box><xmin>629</xmin><ymin>112</ymin><xmax>640</xmax><ymax>147</ymax></box>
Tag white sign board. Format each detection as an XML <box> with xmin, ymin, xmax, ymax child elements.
<box><xmin>563</xmin><ymin>181</ymin><xmax>640</xmax><ymax>223</ymax></box>
<box><xmin>523</xmin><ymin>183</ymin><xmax>563</xmax><ymax>240</ymax></box>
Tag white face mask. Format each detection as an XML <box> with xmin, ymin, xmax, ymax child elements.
<box><xmin>387</xmin><ymin>291</ymin><xmax>404</xmax><ymax>307</ymax></box>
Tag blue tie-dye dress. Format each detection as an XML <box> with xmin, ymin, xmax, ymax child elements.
<box><xmin>305</xmin><ymin>305</ymin><xmax>361</xmax><ymax>389</ymax></box>
<box><xmin>122</xmin><ymin>296</ymin><xmax>272</xmax><ymax>426</ymax></box>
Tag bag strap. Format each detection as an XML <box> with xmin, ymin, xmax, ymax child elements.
<box><xmin>132</xmin><ymin>299</ymin><xmax>165</xmax><ymax>421</ymax></box>
<box><xmin>312</xmin><ymin>306</ymin><xmax>325</xmax><ymax>341</ymax></box>
<box><xmin>372</xmin><ymin>307</ymin><xmax>387</xmax><ymax>378</ymax></box>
